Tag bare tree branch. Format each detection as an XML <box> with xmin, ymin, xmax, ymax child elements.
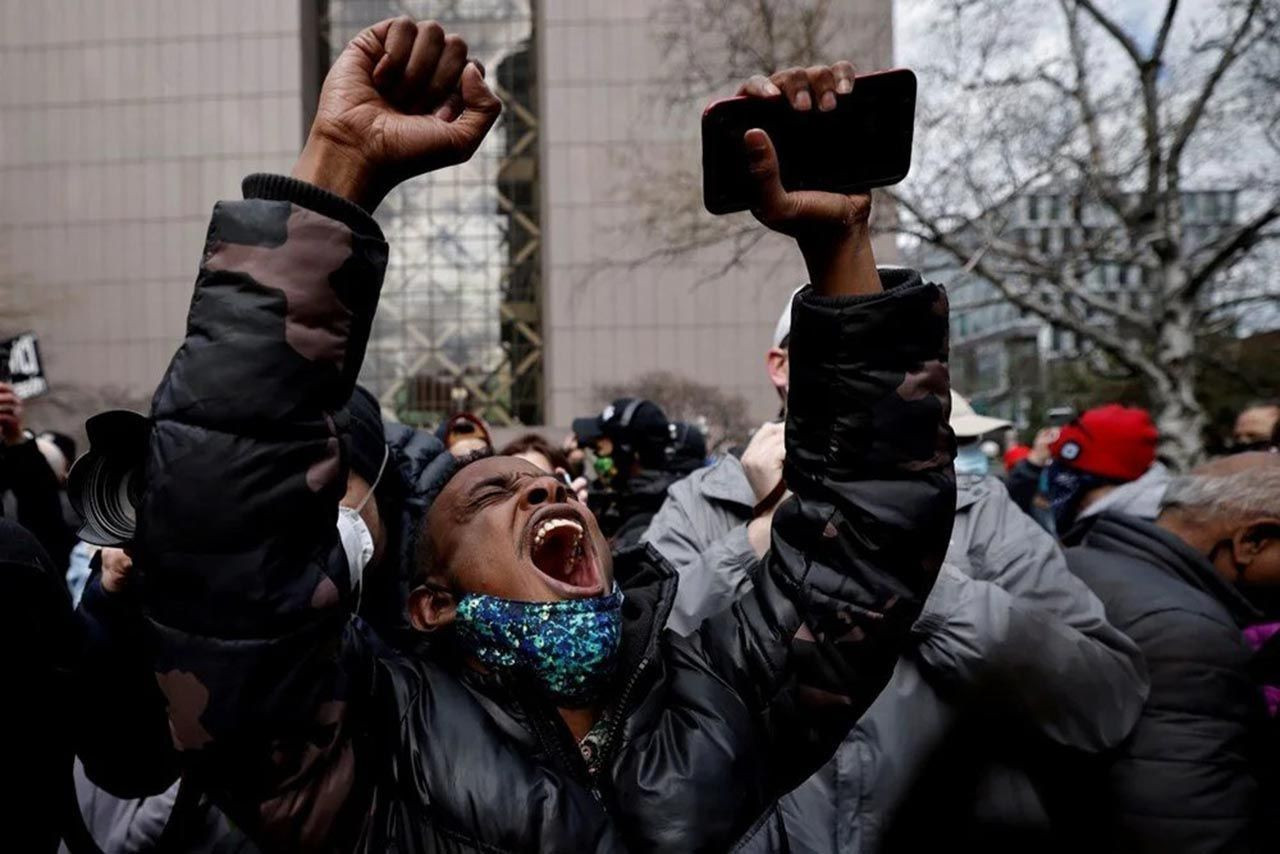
<box><xmin>1074</xmin><ymin>0</ymin><xmax>1148</xmax><ymax>67</ymax></box>
<box><xmin>1168</xmin><ymin>0</ymin><xmax>1264</xmax><ymax>170</ymax></box>
<box><xmin>891</xmin><ymin>190</ymin><xmax>1165</xmax><ymax>382</ymax></box>
<box><xmin>1151</xmin><ymin>0</ymin><xmax>1181</xmax><ymax>64</ymax></box>
<box><xmin>1068</xmin><ymin>0</ymin><xmax>1169</xmax><ymax>220</ymax></box>
<box><xmin>1200</xmin><ymin>291</ymin><xmax>1280</xmax><ymax>317</ymax></box>
<box><xmin>1060</xmin><ymin>0</ymin><xmax>1130</xmax><ymax>222</ymax></box>
<box><xmin>1184</xmin><ymin>197</ymin><xmax>1280</xmax><ymax>297</ymax></box>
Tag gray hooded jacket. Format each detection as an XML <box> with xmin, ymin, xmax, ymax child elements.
<box><xmin>643</xmin><ymin>461</ymin><xmax>1150</xmax><ymax>853</ymax></box>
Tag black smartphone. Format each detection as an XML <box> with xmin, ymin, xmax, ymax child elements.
<box><xmin>701</xmin><ymin>68</ymin><xmax>916</xmax><ymax>215</ymax></box>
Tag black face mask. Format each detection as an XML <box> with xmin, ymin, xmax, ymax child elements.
<box><xmin>1210</xmin><ymin>538</ymin><xmax>1280</xmax><ymax>621</ymax></box>
<box><xmin>1241</xmin><ymin>585</ymin><xmax>1280</xmax><ymax>622</ymax></box>
<box><xmin>1046</xmin><ymin>462</ymin><xmax>1112</xmax><ymax>535</ymax></box>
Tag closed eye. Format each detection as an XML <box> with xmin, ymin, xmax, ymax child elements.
<box><xmin>456</xmin><ymin>472</ymin><xmax>529</xmax><ymax>522</ymax></box>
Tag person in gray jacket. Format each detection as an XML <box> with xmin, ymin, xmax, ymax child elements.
<box><xmin>642</xmin><ymin>297</ymin><xmax>1149</xmax><ymax>853</ymax></box>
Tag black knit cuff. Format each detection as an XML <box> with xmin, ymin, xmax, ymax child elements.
<box><xmin>242</xmin><ymin>174</ymin><xmax>385</xmax><ymax>243</ymax></box>
<box><xmin>797</xmin><ymin>266</ymin><xmax>928</xmax><ymax>309</ymax></box>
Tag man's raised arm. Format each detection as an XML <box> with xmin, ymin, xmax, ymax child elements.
<box><xmin>688</xmin><ymin>64</ymin><xmax>955</xmax><ymax>790</ymax></box>
<box><xmin>101</xmin><ymin>15</ymin><xmax>499</xmax><ymax>837</ymax></box>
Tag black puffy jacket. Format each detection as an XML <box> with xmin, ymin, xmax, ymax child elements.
<box><xmin>1059</xmin><ymin>513</ymin><xmax>1266</xmax><ymax>853</ymax></box>
<box><xmin>82</xmin><ymin>175</ymin><xmax>955</xmax><ymax>853</ymax></box>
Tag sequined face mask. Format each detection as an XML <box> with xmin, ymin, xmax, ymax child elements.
<box><xmin>453</xmin><ymin>587</ymin><xmax>624</xmax><ymax>708</ymax></box>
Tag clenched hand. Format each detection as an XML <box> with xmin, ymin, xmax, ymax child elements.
<box><xmin>292</xmin><ymin>16</ymin><xmax>502</xmax><ymax>210</ymax></box>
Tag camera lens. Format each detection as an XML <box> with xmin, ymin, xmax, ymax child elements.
<box><xmin>67</xmin><ymin>408</ymin><xmax>151</xmax><ymax>547</ymax></box>
<box><xmin>76</xmin><ymin>454</ymin><xmax>141</xmax><ymax>546</ymax></box>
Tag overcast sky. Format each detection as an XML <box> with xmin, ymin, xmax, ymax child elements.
<box><xmin>895</xmin><ymin>0</ymin><xmax>1167</xmax><ymax>61</ymax></box>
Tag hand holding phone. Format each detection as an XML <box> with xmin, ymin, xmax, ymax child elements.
<box><xmin>712</xmin><ymin>65</ymin><xmax>908</xmax><ymax>297</ymax></box>
<box><xmin>702</xmin><ymin>66</ymin><xmax>916</xmax><ymax>216</ymax></box>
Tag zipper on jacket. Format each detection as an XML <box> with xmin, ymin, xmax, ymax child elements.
<box><xmin>504</xmin><ymin>677</ymin><xmax>599</xmax><ymax>789</ymax></box>
<box><xmin>598</xmin><ymin>656</ymin><xmax>653</xmax><ymax>765</ymax></box>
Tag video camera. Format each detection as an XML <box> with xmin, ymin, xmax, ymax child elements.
<box><xmin>66</xmin><ymin>410</ymin><xmax>151</xmax><ymax>546</ymax></box>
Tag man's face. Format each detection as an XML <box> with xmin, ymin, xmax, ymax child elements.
<box><xmin>424</xmin><ymin>456</ymin><xmax>613</xmax><ymax>603</ymax></box>
<box><xmin>1233</xmin><ymin>406</ymin><xmax>1279</xmax><ymax>447</ymax></box>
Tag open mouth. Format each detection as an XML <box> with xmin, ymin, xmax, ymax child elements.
<box><xmin>525</xmin><ymin>507</ymin><xmax>602</xmax><ymax>597</ymax></box>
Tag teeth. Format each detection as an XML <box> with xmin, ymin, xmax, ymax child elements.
<box><xmin>533</xmin><ymin>517</ymin><xmax>584</xmax><ymax>550</ymax></box>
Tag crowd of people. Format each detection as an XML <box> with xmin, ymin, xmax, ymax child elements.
<box><xmin>3</xmin><ymin>15</ymin><xmax>1279</xmax><ymax>854</ymax></box>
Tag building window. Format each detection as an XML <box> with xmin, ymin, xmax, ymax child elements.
<box><xmin>323</xmin><ymin>0</ymin><xmax>542</xmax><ymax>426</ymax></box>
<box><xmin>1202</xmin><ymin>192</ymin><xmax>1219</xmax><ymax>222</ymax></box>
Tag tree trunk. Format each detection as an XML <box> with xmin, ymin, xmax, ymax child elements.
<box><xmin>1151</xmin><ymin>294</ymin><xmax>1206</xmax><ymax>472</ymax></box>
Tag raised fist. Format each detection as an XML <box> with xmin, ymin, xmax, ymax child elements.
<box><xmin>292</xmin><ymin>16</ymin><xmax>502</xmax><ymax>210</ymax></box>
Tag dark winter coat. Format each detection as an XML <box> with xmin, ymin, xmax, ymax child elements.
<box><xmin>1061</xmin><ymin>513</ymin><xmax>1266</xmax><ymax>853</ymax></box>
<box><xmin>0</xmin><ymin>437</ymin><xmax>77</xmax><ymax>574</ymax></box>
<box><xmin>78</xmin><ymin>175</ymin><xmax>955</xmax><ymax>853</ymax></box>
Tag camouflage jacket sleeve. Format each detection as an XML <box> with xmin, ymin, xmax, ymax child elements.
<box><xmin>689</xmin><ymin>269</ymin><xmax>955</xmax><ymax>792</ymax></box>
<box><xmin>134</xmin><ymin>175</ymin><xmax>387</xmax><ymax>842</ymax></box>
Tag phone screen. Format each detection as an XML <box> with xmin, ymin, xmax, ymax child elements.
<box><xmin>702</xmin><ymin>68</ymin><xmax>916</xmax><ymax>215</ymax></box>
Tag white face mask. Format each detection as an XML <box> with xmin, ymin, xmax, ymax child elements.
<box><xmin>337</xmin><ymin>445</ymin><xmax>389</xmax><ymax>606</ymax></box>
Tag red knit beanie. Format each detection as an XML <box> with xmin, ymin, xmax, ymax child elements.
<box><xmin>1050</xmin><ymin>404</ymin><xmax>1158</xmax><ymax>482</ymax></box>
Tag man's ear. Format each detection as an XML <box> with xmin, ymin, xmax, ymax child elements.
<box><xmin>765</xmin><ymin>347</ymin><xmax>789</xmax><ymax>398</ymax></box>
<box><xmin>408</xmin><ymin>584</ymin><xmax>457</xmax><ymax>632</ymax></box>
<box><xmin>1233</xmin><ymin>519</ymin><xmax>1280</xmax><ymax>567</ymax></box>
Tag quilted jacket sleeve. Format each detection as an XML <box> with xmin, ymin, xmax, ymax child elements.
<box><xmin>133</xmin><ymin>175</ymin><xmax>387</xmax><ymax>844</ymax></box>
<box><xmin>915</xmin><ymin>481</ymin><xmax>1149</xmax><ymax>751</ymax></box>
<box><xmin>690</xmin><ymin>269</ymin><xmax>956</xmax><ymax>790</ymax></box>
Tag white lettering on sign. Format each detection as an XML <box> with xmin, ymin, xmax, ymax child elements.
<box><xmin>9</xmin><ymin>335</ymin><xmax>39</xmax><ymax>375</ymax></box>
<box><xmin>4</xmin><ymin>332</ymin><xmax>47</xmax><ymax>399</ymax></box>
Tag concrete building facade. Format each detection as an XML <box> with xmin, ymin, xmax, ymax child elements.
<box><xmin>0</xmin><ymin>0</ymin><xmax>310</xmax><ymax>434</ymax></box>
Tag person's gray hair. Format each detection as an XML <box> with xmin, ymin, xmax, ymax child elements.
<box><xmin>1161</xmin><ymin>466</ymin><xmax>1280</xmax><ymax>524</ymax></box>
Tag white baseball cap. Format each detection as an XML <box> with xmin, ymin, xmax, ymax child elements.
<box><xmin>950</xmin><ymin>391</ymin><xmax>1013</xmax><ymax>438</ymax></box>
<box><xmin>772</xmin><ymin>286</ymin><xmax>805</xmax><ymax>348</ymax></box>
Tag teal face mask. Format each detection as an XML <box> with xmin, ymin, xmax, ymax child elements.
<box><xmin>454</xmin><ymin>588</ymin><xmax>624</xmax><ymax>707</ymax></box>
<box><xmin>954</xmin><ymin>443</ymin><xmax>990</xmax><ymax>477</ymax></box>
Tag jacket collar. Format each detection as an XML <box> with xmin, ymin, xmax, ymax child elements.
<box><xmin>698</xmin><ymin>455</ymin><xmax>756</xmax><ymax>509</ymax></box>
<box><xmin>1075</xmin><ymin>512</ymin><xmax>1263</xmax><ymax>626</ymax></box>
<box><xmin>954</xmin><ymin>473</ymin><xmax>989</xmax><ymax>511</ymax></box>
<box><xmin>610</xmin><ymin>542</ymin><xmax>679</xmax><ymax>670</ymax></box>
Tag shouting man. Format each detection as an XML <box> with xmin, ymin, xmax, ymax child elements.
<box><xmin>77</xmin><ymin>18</ymin><xmax>954</xmax><ymax>853</ymax></box>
